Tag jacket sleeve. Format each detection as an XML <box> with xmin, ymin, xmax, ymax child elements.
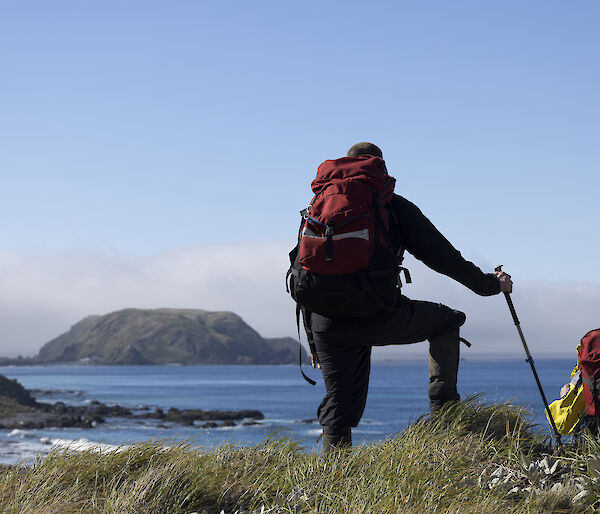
<box><xmin>392</xmin><ymin>195</ymin><xmax>501</xmax><ymax>296</ymax></box>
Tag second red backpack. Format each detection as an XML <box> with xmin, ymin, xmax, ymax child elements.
<box><xmin>579</xmin><ymin>328</ymin><xmax>600</xmax><ymax>420</ymax></box>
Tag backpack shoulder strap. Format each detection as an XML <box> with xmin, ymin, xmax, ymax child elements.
<box><xmin>388</xmin><ymin>196</ymin><xmax>412</xmax><ymax>285</ymax></box>
<box><xmin>388</xmin><ymin>196</ymin><xmax>404</xmax><ymax>255</ymax></box>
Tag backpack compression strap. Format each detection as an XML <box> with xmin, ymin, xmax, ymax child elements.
<box><xmin>582</xmin><ymin>371</ymin><xmax>600</xmax><ymax>423</ymax></box>
<box><xmin>296</xmin><ymin>304</ymin><xmax>316</xmax><ymax>386</ymax></box>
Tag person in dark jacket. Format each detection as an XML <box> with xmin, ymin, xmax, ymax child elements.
<box><xmin>308</xmin><ymin>142</ymin><xmax>513</xmax><ymax>452</ymax></box>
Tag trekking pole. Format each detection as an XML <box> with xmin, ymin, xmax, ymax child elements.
<box><xmin>495</xmin><ymin>265</ymin><xmax>562</xmax><ymax>449</ymax></box>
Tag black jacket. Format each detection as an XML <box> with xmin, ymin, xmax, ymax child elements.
<box><xmin>309</xmin><ymin>193</ymin><xmax>500</xmax><ymax>331</ymax></box>
<box><xmin>390</xmin><ymin>194</ymin><xmax>500</xmax><ymax>297</ymax></box>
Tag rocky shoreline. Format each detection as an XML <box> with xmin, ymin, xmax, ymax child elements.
<box><xmin>0</xmin><ymin>374</ymin><xmax>264</xmax><ymax>430</ymax></box>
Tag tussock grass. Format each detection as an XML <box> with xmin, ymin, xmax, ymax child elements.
<box><xmin>0</xmin><ymin>398</ymin><xmax>596</xmax><ymax>513</ymax></box>
<box><xmin>0</xmin><ymin>396</ymin><xmax>35</xmax><ymax>418</ymax></box>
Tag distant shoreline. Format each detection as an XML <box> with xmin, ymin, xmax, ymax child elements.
<box><xmin>0</xmin><ymin>355</ymin><xmax>576</xmax><ymax>367</ymax></box>
<box><xmin>0</xmin><ymin>360</ymin><xmax>307</xmax><ymax>367</ymax></box>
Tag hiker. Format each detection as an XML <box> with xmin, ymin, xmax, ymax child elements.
<box><xmin>287</xmin><ymin>142</ymin><xmax>512</xmax><ymax>452</ymax></box>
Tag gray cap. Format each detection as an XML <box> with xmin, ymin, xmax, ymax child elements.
<box><xmin>347</xmin><ymin>142</ymin><xmax>383</xmax><ymax>158</ymax></box>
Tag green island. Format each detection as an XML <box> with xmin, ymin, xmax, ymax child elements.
<box><xmin>0</xmin><ymin>308</ymin><xmax>308</xmax><ymax>366</ymax></box>
<box><xmin>1</xmin><ymin>400</ymin><xmax>599</xmax><ymax>513</ymax></box>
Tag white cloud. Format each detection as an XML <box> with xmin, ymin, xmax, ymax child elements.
<box><xmin>0</xmin><ymin>244</ymin><xmax>297</xmax><ymax>356</ymax></box>
<box><xmin>373</xmin><ymin>257</ymin><xmax>600</xmax><ymax>360</ymax></box>
<box><xmin>0</xmin><ymin>246</ymin><xmax>598</xmax><ymax>359</ymax></box>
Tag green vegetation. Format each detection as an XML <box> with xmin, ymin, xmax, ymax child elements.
<box><xmin>2</xmin><ymin>399</ymin><xmax>600</xmax><ymax>513</ymax></box>
<box><xmin>0</xmin><ymin>396</ymin><xmax>34</xmax><ymax>419</ymax></box>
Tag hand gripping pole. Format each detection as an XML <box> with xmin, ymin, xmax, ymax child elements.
<box><xmin>495</xmin><ymin>265</ymin><xmax>562</xmax><ymax>449</ymax></box>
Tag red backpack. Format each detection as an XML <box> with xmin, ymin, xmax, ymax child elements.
<box><xmin>579</xmin><ymin>328</ymin><xmax>600</xmax><ymax>420</ymax></box>
<box><xmin>286</xmin><ymin>155</ymin><xmax>407</xmax><ymax>318</ymax></box>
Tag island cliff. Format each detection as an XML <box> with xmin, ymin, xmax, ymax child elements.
<box><xmin>35</xmin><ymin>308</ymin><xmax>307</xmax><ymax>365</ymax></box>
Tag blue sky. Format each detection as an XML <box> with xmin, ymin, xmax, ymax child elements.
<box><xmin>1</xmin><ymin>1</ymin><xmax>599</xmax><ymax>357</ymax></box>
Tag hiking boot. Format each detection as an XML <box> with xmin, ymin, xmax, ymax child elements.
<box><xmin>428</xmin><ymin>326</ymin><xmax>461</xmax><ymax>413</ymax></box>
<box><xmin>322</xmin><ymin>426</ymin><xmax>352</xmax><ymax>454</ymax></box>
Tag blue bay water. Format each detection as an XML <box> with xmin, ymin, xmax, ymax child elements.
<box><xmin>0</xmin><ymin>359</ymin><xmax>574</xmax><ymax>465</ymax></box>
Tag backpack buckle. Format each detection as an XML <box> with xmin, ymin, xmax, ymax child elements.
<box><xmin>325</xmin><ymin>222</ymin><xmax>334</xmax><ymax>262</ymax></box>
<box><xmin>397</xmin><ymin>266</ymin><xmax>412</xmax><ymax>287</ymax></box>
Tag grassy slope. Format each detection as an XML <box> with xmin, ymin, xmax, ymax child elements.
<box><xmin>0</xmin><ymin>397</ymin><xmax>35</xmax><ymax>419</ymax></box>
<box><xmin>1</xmin><ymin>400</ymin><xmax>599</xmax><ymax>513</ymax></box>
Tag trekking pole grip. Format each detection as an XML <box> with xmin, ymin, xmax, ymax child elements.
<box><xmin>495</xmin><ymin>265</ymin><xmax>519</xmax><ymax>326</ymax></box>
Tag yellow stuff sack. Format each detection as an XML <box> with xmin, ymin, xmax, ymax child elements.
<box><xmin>547</xmin><ymin>379</ymin><xmax>584</xmax><ymax>435</ymax></box>
<box><xmin>547</xmin><ymin>349</ymin><xmax>584</xmax><ymax>435</ymax></box>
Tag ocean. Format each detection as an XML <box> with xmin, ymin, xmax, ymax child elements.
<box><xmin>0</xmin><ymin>358</ymin><xmax>574</xmax><ymax>465</ymax></box>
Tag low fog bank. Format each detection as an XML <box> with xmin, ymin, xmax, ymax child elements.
<box><xmin>0</xmin><ymin>245</ymin><xmax>597</xmax><ymax>358</ymax></box>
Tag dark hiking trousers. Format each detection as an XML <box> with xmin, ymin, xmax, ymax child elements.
<box><xmin>312</xmin><ymin>298</ymin><xmax>466</xmax><ymax>429</ymax></box>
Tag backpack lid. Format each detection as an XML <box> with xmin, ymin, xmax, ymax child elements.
<box><xmin>311</xmin><ymin>155</ymin><xmax>394</xmax><ymax>196</ymax></box>
<box><xmin>579</xmin><ymin>329</ymin><xmax>600</xmax><ymax>371</ymax></box>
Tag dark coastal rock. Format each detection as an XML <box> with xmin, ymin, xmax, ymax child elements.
<box><xmin>0</xmin><ymin>375</ymin><xmax>37</xmax><ymax>407</ymax></box>
<box><xmin>137</xmin><ymin>407</ymin><xmax>263</xmax><ymax>425</ymax></box>
<box><xmin>29</xmin><ymin>389</ymin><xmax>84</xmax><ymax>398</ymax></box>
<box><xmin>147</xmin><ymin>408</ymin><xmax>164</xmax><ymax>419</ymax></box>
<box><xmin>0</xmin><ymin>411</ymin><xmax>53</xmax><ymax>430</ymax></box>
<box><xmin>91</xmin><ymin>404</ymin><xmax>133</xmax><ymax>417</ymax></box>
<box><xmin>200</xmin><ymin>420</ymin><xmax>237</xmax><ymax>429</ymax></box>
<box><xmin>0</xmin><ymin>401</ymin><xmax>265</xmax><ymax>430</ymax></box>
<box><xmin>0</xmin><ymin>374</ymin><xmax>265</xmax><ymax>430</ymax></box>
<box><xmin>35</xmin><ymin>308</ymin><xmax>309</xmax><ymax>365</ymax></box>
